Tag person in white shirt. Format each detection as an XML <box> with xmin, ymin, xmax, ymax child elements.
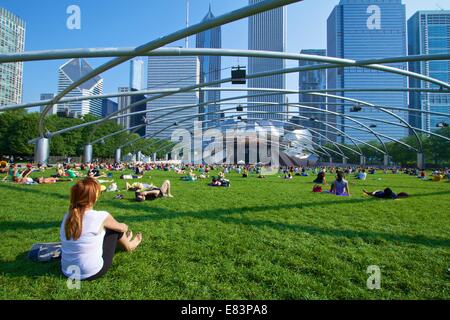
<box><xmin>356</xmin><ymin>169</ymin><xmax>367</xmax><ymax>181</ymax></box>
<box><xmin>60</xmin><ymin>177</ymin><xmax>142</xmax><ymax>281</ymax></box>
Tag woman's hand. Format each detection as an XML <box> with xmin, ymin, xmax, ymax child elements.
<box><xmin>104</xmin><ymin>215</ymin><xmax>129</xmax><ymax>234</ymax></box>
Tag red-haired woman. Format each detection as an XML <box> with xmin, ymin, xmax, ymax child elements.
<box><xmin>60</xmin><ymin>177</ymin><xmax>142</xmax><ymax>281</ymax></box>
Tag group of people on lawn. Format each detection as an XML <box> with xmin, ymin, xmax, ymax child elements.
<box><xmin>3</xmin><ymin>159</ymin><xmax>448</xmax><ymax>283</ymax></box>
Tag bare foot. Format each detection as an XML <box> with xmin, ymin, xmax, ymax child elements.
<box><xmin>129</xmin><ymin>233</ymin><xmax>143</xmax><ymax>251</ymax></box>
<box><xmin>126</xmin><ymin>230</ymin><xmax>133</xmax><ymax>241</ymax></box>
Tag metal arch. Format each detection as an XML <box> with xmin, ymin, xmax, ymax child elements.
<box><xmin>3</xmin><ymin>47</ymin><xmax>449</xmax><ymax>92</ymax></box>
<box><xmin>34</xmin><ymin>86</ymin><xmax>448</xmax><ymax>142</ymax></box>
<box><xmin>120</xmin><ymin>106</ymin><xmax>383</xmax><ymax>156</ymax></box>
<box><xmin>139</xmin><ymin>99</ymin><xmax>391</xmax><ymax>153</ymax></box>
<box><xmin>93</xmin><ymin>89</ymin><xmax>405</xmax><ymax>149</ymax></box>
<box><xmin>118</xmin><ymin>106</ymin><xmax>363</xmax><ymax>156</ymax></box>
<box><xmin>182</xmin><ymin>121</ymin><xmax>349</xmax><ymax>159</ymax></box>
<box><xmin>311</xmin><ymin>92</ymin><xmax>425</xmax><ymax>152</ymax></box>
<box><xmin>2</xmin><ymin>47</ymin><xmax>449</xmax><ymax>66</ymax></box>
<box><xmin>94</xmin><ymin>104</ymin><xmax>362</xmax><ymax>157</ymax></box>
<box><xmin>38</xmin><ymin>0</ymin><xmax>303</xmax><ymax>135</ymax></box>
<box><xmin>118</xmin><ymin>111</ymin><xmax>344</xmax><ymax>158</ymax></box>
<box><xmin>86</xmin><ymin>95</ymin><xmax>401</xmax><ymax>156</ymax></box>
<box><xmin>127</xmin><ymin>120</ymin><xmax>341</xmax><ymax>160</ymax></box>
<box><xmin>79</xmin><ymin>52</ymin><xmax>450</xmax><ymax>139</ymax></box>
<box><xmin>136</xmin><ymin>102</ymin><xmax>412</xmax><ymax>153</ymax></box>
<box><xmin>91</xmin><ymin>123</ymin><xmax>146</xmax><ymax>145</ymax></box>
<box><xmin>4</xmin><ymin>86</ymin><xmax>450</xmax><ymax>113</ymax></box>
<box><xmin>25</xmin><ymin>88</ymin><xmax>449</xmax><ymax>146</ymax></box>
<box><xmin>149</xmin><ymin>134</ymin><xmax>329</xmax><ymax>160</ymax></box>
<box><xmin>35</xmin><ymin>87</ymin><xmax>441</xmax><ymax>152</ymax></box>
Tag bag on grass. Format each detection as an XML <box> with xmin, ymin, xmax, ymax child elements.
<box><xmin>312</xmin><ymin>185</ymin><xmax>323</xmax><ymax>193</ymax></box>
<box><xmin>28</xmin><ymin>242</ymin><xmax>62</xmax><ymax>263</ymax></box>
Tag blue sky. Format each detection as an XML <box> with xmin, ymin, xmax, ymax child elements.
<box><xmin>0</xmin><ymin>0</ymin><xmax>447</xmax><ymax>109</ymax></box>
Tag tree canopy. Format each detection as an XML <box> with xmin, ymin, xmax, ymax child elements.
<box><xmin>0</xmin><ymin>111</ymin><xmax>172</xmax><ymax>160</ymax></box>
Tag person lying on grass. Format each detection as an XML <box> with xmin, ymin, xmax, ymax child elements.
<box><xmin>12</xmin><ymin>164</ymin><xmax>35</xmax><ymax>184</ymax></box>
<box><xmin>60</xmin><ymin>177</ymin><xmax>142</xmax><ymax>281</ymax></box>
<box><xmin>363</xmin><ymin>188</ymin><xmax>409</xmax><ymax>200</ymax></box>
<box><xmin>135</xmin><ymin>180</ymin><xmax>173</xmax><ymax>202</ymax></box>
<box><xmin>33</xmin><ymin>177</ymin><xmax>73</xmax><ymax>184</ymax></box>
<box><xmin>126</xmin><ymin>181</ymin><xmax>155</xmax><ymax>192</ymax></box>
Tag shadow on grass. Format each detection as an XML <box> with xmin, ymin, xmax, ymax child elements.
<box><xmin>0</xmin><ymin>252</ymin><xmax>64</xmax><ymax>280</ymax></box>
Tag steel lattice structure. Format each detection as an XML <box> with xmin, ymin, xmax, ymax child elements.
<box><xmin>0</xmin><ymin>0</ymin><xmax>448</xmax><ymax>167</ymax></box>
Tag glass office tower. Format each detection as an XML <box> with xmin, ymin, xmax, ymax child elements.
<box><xmin>0</xmin><ymin>7</ymin><xmax>25</xmax><ymax>106</ymax></box>
<box><xmin>408</xmin><ymin>11</ymin><xmax>450</xmax><ymax>131</ymax></box>
<box><xmin>196</xmin><ymin>5</ymin><xmax>222</xmax><ymax>128</ymax></box>
<box><xmin>327</xmin><ymin>0</ymin><xmax>408</xmax><ymax>143</ymax></box>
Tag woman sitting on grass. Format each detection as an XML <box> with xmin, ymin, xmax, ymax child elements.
<box><xmin>329</xmin><ymin>171</ymin><xmax>351</xmax><ymax>196</ymax></box>
<box><xmin>60</xmin><ymin>177</ymin><xmax>142</xmax><ymax>281</ymax></box>
<box><xmin>135</xmin><ymin>180</ymin><xmax>173</xmax><ymax>202</ymax></box>
<box><xmin>313</xmin><ymin>171</ymin><xmax>327</xmax><ymax>185</ymax></box>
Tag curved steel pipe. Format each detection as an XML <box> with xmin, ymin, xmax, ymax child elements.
<box><xmin>38</xmin><ymin>0</ymin><xmax>303</xmax><ymax>135</ymax></box>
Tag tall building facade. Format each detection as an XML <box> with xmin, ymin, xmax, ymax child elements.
<box><xmin>130</xmin><ymin>58</ymin><xmax>144</xmax><ymax>91</ymax></box>
<box><xmin>248</xmin><ymin>0</ymin><xmax>287</xmax><ymax>120</ymax></box>
<box><xmin>39</xmin><ymin>93</ymin><xmax>57</xmax><ymax>115</ymax></box>
<box><xmin>0</xmin><ymin>7</ymin><xmax>25</xmax><ymax>106</ymax></box>
<box><xmin>298</xmin><ymin>49</ymin><xmax>327</xmax><ymax>144</ymax></box>
<box><xmin>408</xmin><ymin>11</ymin><xmax>450</xmax><ymax>131</ymax></box>
<box><xmin>327</xmin><ymin>0</ymin><xmax>408</xmax><ymax>143</ymax></box>
<box><xmin>196</xmin><ymin>5</ymin><xmax>222</xmax><ymax>128</ymax></box>
<box><xmin>102</xmin><ymin>98</ymin><xmax>118</xmax><ymax>117</ymax></box>
<box><xmin>117</xmin><ymin>87</ymin><xmax>147</xmax><ymax>137</ymax></box>
<box><xmin>146</xmin><ymin>56</ymin><xmax>200</xmax><ymax>140</ymax></box>
<box><xmin>57</xmin><ymin>58</ymin><xmax>103</xmax><ymax>117</ymax></box>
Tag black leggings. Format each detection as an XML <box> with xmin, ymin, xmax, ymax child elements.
<box><xmin>85</xmin><ymin>229</ymin><xmax>124</xmax><ymax>281</ymax></box>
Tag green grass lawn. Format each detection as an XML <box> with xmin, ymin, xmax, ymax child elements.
<box><xmin>0</xmin><ymin>169</ymin><xmax>449</xmax><ymax>300</ymax></box>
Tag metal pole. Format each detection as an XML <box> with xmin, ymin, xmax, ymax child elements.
<box><xmin>115</xmin><ymin>148</ymin><xmax>122</xmax><ymax>163</ymax></box>
<box><xmin>34</xmin><ymin>138</ymin><xmax>50</xmax><ymax>165</ymax></box>
<box><xmin>360</xmin><ymin>156</ymin><xmax>366</xmax><ymax>167</ymax></box>
<box><xmin>417</xmin><ymin>153</ymin><xmax>425</xmax><ymax>170</ymax></box>
<box><xmin>384</xmin><ymin>154</ymin><xmax>390</xmax><ymax>168</ymax></box>
<box><xmin>84</xmin><ymin>144</ymin><xmax>93</xmax><ymax>164</ymax></box>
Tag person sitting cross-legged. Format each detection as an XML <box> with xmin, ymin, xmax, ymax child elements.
<box><xmin>60</xmin><ymin>177</ymin><xmax>142</xmax><ymax>281</ymax></box>
<box><xmin>329</xmin><ymin>171</ymin><xmax>351</xmax><ymax>196</ymax></box>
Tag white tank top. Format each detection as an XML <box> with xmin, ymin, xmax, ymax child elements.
<box><xmin>60</xmin><ymin>210</ymin><xmax>109</xmax><ymax>280</ymax></box>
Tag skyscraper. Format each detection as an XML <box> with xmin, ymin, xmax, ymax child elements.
<box><xmin>327</xmin><ymin>0</ymin><xmax>408</xmax><ymax>143</ymax></box>
<box><xmin>298</xmin><ymin>49</ymin><xmax>327</xmax><ymax>144</ymax></box>
<box><xmin>130</xmin><ymin>58</ymin><xmax>144</xmax><ymax>91</ymax></box>
<box><xmin>39</xmin><ymin>93</ymin><xmax>57</xmax><ymax>115</ymax></box>
<box><xmin>146</xmin><ymin>55</ymin><xmax>200</xmax><ymax>140</ymax></box>
<box><xmin>57</xmin><ymin>58</ymin><xmax>104</xmax><ymax>117</ymax></box>
<box><xmin>196</xmin><ymin>5</ymin><xmax>222</xmax><ymax>128</ymax></box>
<box><xmin>248</xmin><ymin>0</ymin><xmax>287</xmax><ymax>120</ymax></box>
<box><xmin>0</xmin><ymin>7</ymin><xmax>25</xmax><ymax>106</ymax></box>
<box><xmin>117</xmin><ymin>87</ymin><xmax>147</xmax><ymax>137</ymax></box>
<box><xmin>101</xmin><ymin>98</ymin><xmax>118</xmax><ymax>117</ymax></box>
<box><xmin>408</xmin><ymin>11</ymin><xmax>450</xmax><ymax>131</ymax></box>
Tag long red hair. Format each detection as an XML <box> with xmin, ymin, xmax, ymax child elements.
<box><xmin>65</xmin><ymin>177</ymin><xmax>101</xmax><ymax>240</ymax></box>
